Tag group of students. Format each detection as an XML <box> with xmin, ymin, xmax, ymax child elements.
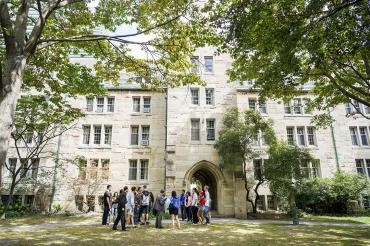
<box><xmin>101</xmin><ymin>184</ymin><xmax>212</xmax><ymax>231</ymax></box>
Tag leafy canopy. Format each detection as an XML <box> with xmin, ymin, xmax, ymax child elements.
<box><xmin>264</xmin><ymin>141</ymin><xmax>314</xmax><ymax>203</ymax></box>
<box><xmin>214</xmin><ymin>107</ymin><xmax>276</xmax><ymax>168</ymax></box>
<box><xmin>210</xmin><ymin>0</ymin><xmax>370</xmax><ymax>122</ymax></box>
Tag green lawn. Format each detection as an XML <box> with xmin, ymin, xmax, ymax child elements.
<box><xmin>0</xmin><ymin>214</ymin><xmax>99</xmax><ymax>227</ymax></box>
<box><xmin>303</xmin><ymin>215</ymin><xmax>370</xmax><ymax>224</ymax></box>
<box><xmin>0</xmin><ymin>223</ymin><xmax>369</xmax><ymax>245</ymax></box>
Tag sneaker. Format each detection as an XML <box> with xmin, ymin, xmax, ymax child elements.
<box><xmin>112</xmin><ymin>227</ymin><xmax>117</xmax><ymax>230</ymax></box>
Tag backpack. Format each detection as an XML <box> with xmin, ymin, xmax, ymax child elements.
<box><xmin>169</xmin><ymin>197</ymin><xmax>180</xmax><ymax>210</ymax></box>
<box><xmin>141</xmin><ymin>191</ymin><xmax>150</xmax><ymax>206</ymax></box>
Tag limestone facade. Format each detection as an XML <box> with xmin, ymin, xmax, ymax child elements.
<box><xmin>2</xmin><ymin>47</ymin><xmax>370</xmax><ymax>217</ymax></box>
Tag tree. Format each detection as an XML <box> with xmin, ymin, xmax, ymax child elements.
<box><xmin>210</xmin><ymin>0</ymin><xmax>370</xmax><ymax>122</ymax></box>
<box><xmin>214</xmin><ymin>107</ymin><xmax>276</xmax><ymax>214</ymax></box>
<box><xmin>0</xmin><ymin>0</ymin><xmax>216</xmax><ymax>183</ymax></box>
<box><xmin>1</xmin><ymin>95</ymin><xmax>82</xmax><ymax>218</ymax></box>
<box><xmin>264</xmin><ymin>141</ymin><xmax>314</xmax><ymax>211</ymax></box>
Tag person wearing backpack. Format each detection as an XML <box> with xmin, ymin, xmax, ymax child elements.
<box><xmin>140</xmin><ymin>185</ymin><xmax>151</xmax><ymax>225</ymax></box>
<box><xmin>169</xmin><ymin>190</ymin><xmax>181</xmax><ymax>229</ymax></box>
<box><xmin>112</xmin><ymin>187</ymin><xmax>128</xmax><ymax>231</ymax></box>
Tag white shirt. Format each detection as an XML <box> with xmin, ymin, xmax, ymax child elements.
<box><xmin>191</xmin><ymin>192</ymin><xmax>198</xmax><ymax>206</ymax></box>
<box><xmin>205</xmin><ymin>191</ymin><xmax>211</xmax><ymax>207</ymax></box>
<box><xmin>126</xmin><ymin>191</ymin><xmax>135</xmax><ymax>208</ymax></box>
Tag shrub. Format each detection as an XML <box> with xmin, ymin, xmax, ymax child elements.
<box><xmin>296</xmin><ymin>173</ymin><xmax>369</xmax><ymax>214</ymax></box>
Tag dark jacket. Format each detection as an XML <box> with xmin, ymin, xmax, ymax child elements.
<box><xmin>117</xmin><ymin>192</ymin><xmax>128</xmax><ymax>210</ymax></box>
<box><xmin>154</xmin><ymin>193</ymin><xmax>167</xmax><ymax>212</ymax></box>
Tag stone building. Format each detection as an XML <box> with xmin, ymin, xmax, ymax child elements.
<box><xmin>2</xmin><ymin>47</ymin><xmax>370</xmax><ymax>217</ymax></box>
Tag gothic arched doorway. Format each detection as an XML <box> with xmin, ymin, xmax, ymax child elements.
<box><xmin>184</xmin><ymin>161</ymin><xmax>225</xmax><ymax>213</ymax></box>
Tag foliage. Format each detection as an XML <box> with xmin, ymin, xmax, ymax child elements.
<box><xmin>0</xmin><ymin>203</ymin><xmax>29</xmax><ymax>218</ymax></box>
<box><xmin>296</xmin><ymin>172</ymin><xmax>369</xmax><ymax>214</ymax></box>
<box><xmin>52</xmin><ymin>204</ymin><xmax>62</xmax><ymax>214</ymax></box>
<box><xmin>264</xmin><ymin>141</ymin><xmax>314</xmax><ymax>208</ymax></box>
<box><xmin>214</xmin><ymin>107</ymin><xmax>276</xmax><ymax>213</ymax></box>
<box><xmin>210</xmin><ymin>0</ymin><xmax>370</xmax><ymax>123</ymax></box>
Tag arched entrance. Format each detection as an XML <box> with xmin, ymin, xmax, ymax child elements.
<box><xmin>184</xmin><ymin>161</ymin><xmax>225</xmax><ymax>213</ymax></box>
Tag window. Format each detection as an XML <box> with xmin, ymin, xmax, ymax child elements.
<box><xmin>87</xmin><ymin>195</ymin><xmax>95</xmax><ymax>212</ymax></box>
<box><xmin>104</xmin><ymin>126</ymin><xmax>112</xmax><ymax>145</ymax></box>
<box><xmin>205</xmin><ymin>88</ymin><xmax>214</xmax><ymax>105</ymax></box>
<box><xmin>301</xmin><ymin>160</ymin><xmax>321</xmax><ymax>178</ymax></box>
<box><xmin>89</xmin><ymin>159</ymin><xmax>98</xmax><ymax>179</ymax></box>
<box><xmin>260</xmin><ymin>131</ymin><xmax>266</xmax><ymax>146</ymax></box>
<box><xmin>25</xmin><ymin>132</ymin><xmax>33</xmax><ymax>145</ymax></box>
<box><xmin>248</xmin><ymin>99</ymin><xmax>257</xmax><ymax>111</ymax></box>
<box><xmin>296</xmin><ymin>127</ymin><xmax>306</xmax><ymax>146</ymax></box>
<box><xmin>75</xmin><ymin>195</ymin><xmax>84</xmax><ymax>211</ymax></box>
<box><xmin>307</xmin><ymin>127</ymin><xmax>316</xmax><ymax>146</ymax></box>
<box><xmin>143</xmin><ymin>97</ymin><xmax>151</xmax><ymax>113</ymax></box>
<box><xmin>293</xmin><ymin>98</ymin><xmax>303</xmax><ymax>114</ymax></box>
<box><xmin>37</xmin><ymin>131</ymin><xmax>44</xmax><ymax>144</ymax></box>
<box><xmin>311</xmin><ymin>161</ymin><xmax>321</xmax><ymax>177</ymax></box>
<box><xmin>141</xmin><ymin>126</ymin><xmax>150</xmax><ymax>145</ymax></box>
<box><xmin>204</xmin><ymin>56</ymin><xmax>213</xmax><ymax>72</ymax></box>
<box><xmin>129</xmin><ymin>160</ymin><xmax>138</xmax><ymax>180</ymax></box>
<box><xmin>107</xmin><ymin>97</ymin><xmax>115</xmax><ymax>112</ymax></box>
<box><xmin>86</xmin><ymin>97</ymin><xmax>94</xmax><ymax>112</ymax></box>
<box><xmin>133</xmin><ymin>97</ymin><xmax>140</xmax><ymax>112</ymax></box>
<box><xmin>356</xmin><ymin>159</ymin><xmax>365</xmax><ymax>174</ymax></box>
<box><xmin>93</xmin><ymin>126</ymin><xmax>101</xmax><ymax>144</ymax></box>
<box><xmin>82</xmin><ymin>125</ymin><xmax>91</xmax><ymax>145</ymax></box>
<box><xmin>267</xmin><ymin>196</ymin><xmax>276</xmax><ymax>210</ymax></box>
<box><xmin>303</xmin><ymin>98</ymin><xmax>312</xmax><ymax>114</ymax></box>
<box><xmin>191</xmin><ymin>56</ymin><xmax>200</xmax><ymax>73</ymax></box>
<box><xmin>257</xmin><ymin>196</ymin><xmax>265</xmax><ymax>211</ymax></box>
<box><xmin>30</xmin><ymin>158</ymin><xmax>39</xmax><ymax>179</ymax></box>
<box><xmin>286</xmin><ymin>127</ymin><xmax>295</xmax><ymax>145</ymax></box>
<box><xmin>25</xmin><ymin>195</ymin><xmax>34</xmax><ymax>208</ymax></box>
<box><xmin>191</xmin><ymin>88</ymin><xmax>199</xmax><ymax>105</ymax></box>
<box><xmin>20</xmin><ymin>158</ymin><xmax>28</xmax><ymax>178</ymax></box>
<box><xmin>284</xmin><ymin>101</ymin><xmax>292</xmax><ymax>114</ymax></box>
<box><xmin>350</xmin><ymin>127</ymin><xmax>359</xmax><ymax>146</ymax></box>
<box><xmin>191</xmin><ymin>119</ymin><xmax>200</xmax><ymax>141</ymax></box>
<box><xmin>253</xmin><ymin>159</ymin><xmax>262</xmax><ymax>180</ymax></box>
<box><xmin>206</xmin><ymin>119</ymin><xmax>215</xmax><ymax>141</ymax></box>
<box><xmin>79</xmin><ymin>160</ymin><xmax>87</xmax><ymax>180</ymax></box>
<box><xmin>353</xmin><ymin>100</ymin><xmax>362</xmax><ymax>114</ymax></box>
<box><xmin>259</xmin><ymin>101</ymin><xmax>267</xmax><ymax>114</ymax></box>
<box><xmin>366</xmin><ymin>159</ymin><xmax>370</xmax><ymax>178</ymax></box>
<box><xmin>140</xmin><ymin>159</ymin><xmax>149</xmax><ymax>180</ymax></box>
<box><xmin>365</xmin><ymin>105</ymin><xmax>370</xmax><ymax>115</ymax></box>
<box><xmin>8</xmin><ymin>158</ymin><xmax>17</xmax><ymax>177</ymax></box>
<box><xmin>101</xmin><ymin>159</ymin><xmax>110</xmax><ymax>180</ymax></box>
<box><xmin>131</xmin><ymin>126</ymin><xmax>139</xmax><ymax>145</ymax></box>
<box><xmin>345</xmin><ymin>103</ymin><xmax>352</xmax><ymax>114</ymax></box>
<box><xmin>96</xmin><ymin>97</ymin><xmax>104</xmax><ymax>112</ymax></box>
<box><xmin>359</xmin><ymin>127</ymin><xmax>369</xmax><ymax>146</ymax></box>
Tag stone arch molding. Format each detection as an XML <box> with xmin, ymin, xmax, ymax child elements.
<box><xmin>184</xmin><ymin>160</ymin><xmax>226</xmax><ymax>185</ymax></box>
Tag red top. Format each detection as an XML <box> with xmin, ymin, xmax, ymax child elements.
<box><xmin>199</xmin><ymin>197</ymin><xmax>205</xmax><ymax>205</ymax></box>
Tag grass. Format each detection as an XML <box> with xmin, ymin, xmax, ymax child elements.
<box><xmin>0</xmin><ymin>222</ymin><xmax>369</xmax><ymax>245</ymax></box>
<box><xmin>0</xmin><ymin>214</ymin><xmax>99</xmax><ymax>227</ymax></box>
<box><xmin>303</xmin><ymin>215</ymin><xmax>370</xmax><ymax>224</ymax></box>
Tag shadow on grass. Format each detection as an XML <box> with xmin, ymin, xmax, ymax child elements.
<box><xmin>0</xmin><ymin>223</ymin><xmax>369</xmax><ymax>245</ymax></box>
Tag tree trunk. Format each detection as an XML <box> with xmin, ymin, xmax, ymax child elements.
<box><xmin>0</xmin><ymin>56</ymin><xmax>26</xmax><ymax>187</ymax></box>
<box><xmin>1</xmin><ymin>178</ymin><xmax>17</xmax><ymax>219</ymax></box>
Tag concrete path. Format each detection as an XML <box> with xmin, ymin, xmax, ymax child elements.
<box><xmin>0</xmin><ymin>218</ymin><xmax>368</xmax><ymax>233</ymax></box>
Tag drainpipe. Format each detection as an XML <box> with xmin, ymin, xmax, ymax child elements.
<box><xmin>49</xmin><ymin>130</ymin><xmax>62</xmax><ymax>211</ymax></box>
<box><xmin>328</xmin><ymin>110</ymin><xmax>340</xmax><ymax>172</ymax></box>
<box><xmin>164</xmin><ymin>88</ymin><xmax>168</xmax><ymax>191</ymax></box>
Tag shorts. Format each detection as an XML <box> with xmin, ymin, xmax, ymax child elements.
<box><xmin>141</xmin><ymin>205</ymin><xmax>149</xmax><ymax>214</ymax></box>
<box><xmin>169</xmin><ymin>207</ymin><xmax>178</xmax><ymax>215</ymax></box>
<box><xmin>126</xmin><ymin>206</ymin><xmax>134</xmax><ymax>216</ymax></box>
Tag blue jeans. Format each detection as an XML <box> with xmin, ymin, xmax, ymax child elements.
<box><xmin>102</xmin><ymin>205</ymin><xmax>110</xmax><ymax>225</ymax></box>
<box><xmin>204</xmin><ymin>206</ymin><xmax>210</xmax><ymax>224</ymax></box>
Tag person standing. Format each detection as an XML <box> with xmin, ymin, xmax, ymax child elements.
<box><xmin>135</xmin><ymin>187</ymin><xmax>142</xmax><ymax>224</ymax></box>
<box><xmin>204</xmin><ymin>185</ymin><xmax>211</xmax><ymax>224</ymax></box>
<box><xmin>126</xmin><ymin>186</ymin><xmax>136</xmax><ymax>228</ymax></box>
<box><xmin>197</xmin><ymin>191</ymin><xmax>206</xmax><ymax>224</ymax></box>
<box><xmin>112</xmin><ymin>187</ymin><xmax>128</xmax><ymax>231</ymax></box>
<box><xmin>111</xmin><ymin>192</ymin><xmax>119</xmax><ymax>217</ymax></box>
<box><xmin>185</xmin><ymin>191</ymin><xmax>192</xmax><ymax>222</ymax></box>
<box><xmin>169</xmin><ymin>190</ymin><xmax>181</xmax><ymax>229</ymax></box>
<box><xmin>140</xmin><ymin>185</ymin><xmax>151</xmax><ymax>225</ymax></box>
<box><xmin>102</xmin><ymin>185</ymin><xmax>112</xmax><ymax>225</ymax></box>
<box><xmin>179</xmin><ymin>190</ymin><xmax>187</xmax><ymax>221</ymax></box>
<box><xmin>191</xmin><ymin>188</ymin><xmax>199</xmax><ymax>224</ymax></box>
<box><xmin>154</xmin><ymin>190</ymin><xmax>167</xmax><ymax>229</ymax></box>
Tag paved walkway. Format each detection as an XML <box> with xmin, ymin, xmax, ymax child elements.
<box><xmin>0</xmin><ymin>218</ymin><xmax>368</xmax><ymax>233</ymax></box>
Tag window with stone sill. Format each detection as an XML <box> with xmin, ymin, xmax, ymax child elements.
<box><xmin>349</xmin><ymin>126</ymin><xmax>370</xmax><ymax>147</ymax></box>
<box><xmin>284</xmin><ymin>98</ymin><xmax>312</xmax><ymax>115</ymax></box>
<box><xmin>286</xmin><ymin>126</ymin><xmax>317</xmax><ymax>146</ymax></box>
<box><xmin>191</xmin><ymin>119</ymin><xmax>200</xmax><ymax>141</ymax></box>
<box><xmin>191</xmin><ymin>88</ymin><xmax>199</xmax><ymax>105</ymax></box>
<box><xmin>205</xmin><ymin>88</ymin><xmax>214</xmax><ymax>105</ymax></box>
<box><xmin>191</xmin><ymin>56</ymin><xmax>200</xmax><ymax>74</ymax></box>
<box><xmin>132</xmin><ymin>97</ymin><xmax>140</xmax><ymax>112</ymax></box>
<box><xmin>204</xmin><ymin>56</ymin><xmax>213</xmax><ymax>73</ymax></box>
<box><xmin>96</xmin><ymin>97</ymin><xmax>104</xmax><ymax>113</ymax></box>
<box><xmin>356</xmin><ymin>159</ymin><xmax>370</xmax><ymax>178</ymax></box>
